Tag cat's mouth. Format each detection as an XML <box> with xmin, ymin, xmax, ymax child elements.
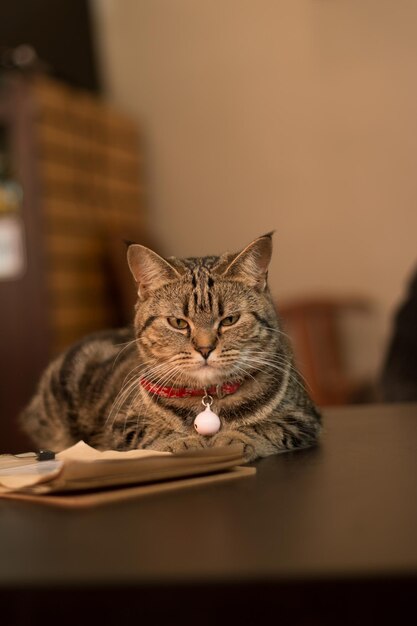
<box><xmin>188</xmin><ymin>361</ymin><xmax>222</xmax><ymax>385</ymax></box>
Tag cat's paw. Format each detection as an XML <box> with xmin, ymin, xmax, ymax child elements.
<box><xmin>211</xmin><ymin>430</ymin><xmax>256</xmax><ymax>461</ymax></box>
<box><xmin>154</xmin><ymin>434</ymin><xmax>208</xmax><ymax>455</ymax></box>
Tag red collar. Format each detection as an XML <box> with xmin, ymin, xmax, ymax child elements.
<box><xmin>139</xmin><ymin>378</ymin><xmax>241</xmax><ymax>399</ymax></box>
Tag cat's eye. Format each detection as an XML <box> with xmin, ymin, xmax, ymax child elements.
<box><xmin>220</xmin><ymin>314</ymin><xmax>240</xmax><ymax>327</ymax></box>
<box><xmin>167</xmin><ymin>317</ymin><xmax>189</xmax><ymax>330</ymax></box>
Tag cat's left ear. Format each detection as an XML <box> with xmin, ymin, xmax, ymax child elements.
<box><xmin>127</xmin><ymin>244</ymin><xmax>180</xmax><ymax>299</ymax></box>
<box><xmin>222</xmin><ymin>233</ymin><xmax>273</xmax><ymax>290</ymax></box>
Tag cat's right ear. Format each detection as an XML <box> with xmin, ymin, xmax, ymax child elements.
<box><xmin>127</xmin><ymin>244</ymin><xmax>180</xmax><ymax>299</ymax></box>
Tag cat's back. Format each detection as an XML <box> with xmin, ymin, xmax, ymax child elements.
<box><xmin>19</xmin><ymin>327</ymin><xmax>136</xmax><ymax>450</ymax></box>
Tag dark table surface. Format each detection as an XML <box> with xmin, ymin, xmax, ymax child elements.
<box><xmin>1</xmin><ymin>403</ymin><xmax>417</xmax><ymax>625</ymax></box>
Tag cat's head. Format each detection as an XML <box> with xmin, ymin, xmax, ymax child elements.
<box><xmin>127</xmin><ymin>234</ymin><xmax>279</xmax><ymax>387</ymax></box>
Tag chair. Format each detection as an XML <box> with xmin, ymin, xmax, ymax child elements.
<box><xmin>277</xmin><ymin>296</ymin><xmax>372</xmax><ymax>406</ymax></box>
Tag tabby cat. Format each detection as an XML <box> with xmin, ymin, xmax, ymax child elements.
<box><xmin>20</xmin><ymin>234</ymin><xmax>321</xmax><ymax>460</ymax></box>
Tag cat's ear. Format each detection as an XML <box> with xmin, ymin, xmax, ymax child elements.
<box><xmin>127</xmin><ymin>244</ymin><xmax>180</xmax><ymax>299</ymax></box>
<box><xmin>222</xmin><ymin>233</ymin><xmax>273</xmax><ymax>290</ymax></box>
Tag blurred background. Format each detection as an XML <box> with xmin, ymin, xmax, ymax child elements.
<box><xmin>1</xmin><ymin>0</ymin><xmax>416</xmax><ymax>451</ymax></box>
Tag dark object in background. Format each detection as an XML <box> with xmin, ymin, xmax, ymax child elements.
<box><xmin>0</xmin><ymin>0</ymin><xmax>100</xmax><ymax>92</ymax></box>
<box><xmin>380</xmin><ymin>267</ymin><xmax>417</xmax><ymax>402</ymax></box>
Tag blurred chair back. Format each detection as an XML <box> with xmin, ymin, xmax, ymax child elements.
<box><xmin>278</xmin><ymin>296</ymin><xmax>371</xmax><ymax>406</ymax></box>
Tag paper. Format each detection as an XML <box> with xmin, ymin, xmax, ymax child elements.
<box><xmin>57</xmin><ymin>440</ymin><xmax>170</xmax><ymax>462</ymax></box>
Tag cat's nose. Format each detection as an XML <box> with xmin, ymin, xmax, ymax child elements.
<box><xmin>196</xmin><ymin>345</ymin><xmax>215</xmax><ymax>359</ymax></box>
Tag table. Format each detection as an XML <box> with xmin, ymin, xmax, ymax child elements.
<box><xmin>1</xmin><ymin>403</ymin><xmax>417</xmax><ymax>625</ymax></box>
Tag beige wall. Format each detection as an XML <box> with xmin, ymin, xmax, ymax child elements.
<box><xmin>91</xmin><ymin>0</ymin><xmax>417</xmax><ymax>381</ymax></box>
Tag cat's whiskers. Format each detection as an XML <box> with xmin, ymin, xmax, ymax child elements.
<box><xmin>112</xmin><ymin>339</ymin><xmax>137</xmax><ymax>369</ymax></box>
<box><xmin>144</xmin><ymin>364</ymin><xmax>185</xmax><ymax>403</ymax></box>
<box><xmin>140</xmin><ymin>362</ymin><xmax>180</xmax><ymax>393</ymax></box>
<box><xmin>106</xmin><ymin>377</ymin><xmax>140</xmax><ymax>428</ymax></box>
<box><xmin>121</xmin><ymin>362</ymin><xmax>183</xmax><ymax>433</ymax></box>
<box><xmin>245</xmin><ymin>352</ymin><xmax>294</xmax><ymax>376</ymax></box>
<box><xmin>228</xmin><ymin>361</ymin><xmax>259</xmax><ymax>388</ymax></box>
<box><xmin>117</xmin><ymin>365</ymin><xmax>143</xmax><ymax>392</ymax></box>
<box><xmin>170</xmin><ymin>353</ymin><xmax>193</xmax><ymax>365</ymax></box>
<box><xmin>168</xmin><ymin>365</ymin><xmax>188</xmax><ymax>395</ymax></box>
<box><xmin>118</xmin><ymin>355</ymin><xmax>159</xmax><ymax>388</ymax></box>
<box><xmin>106</xmin><ymin>367</ymin><xmax>148</xmax><ymax>423</ymax></box>
<box><xmin>242</xmin><ymin>357</ymin><xmax>304</xmax><ymax>398</ymax></box>
<box><xmin>244</xmin><ymin>352</ymin><xmax>311</xmax><ymax>394</ymax></box>
<box><xmin>107</xmin><ymin>360</ymin><xmax>175</xmax><ymax>427</ymax></box>
<box><xmin>110</xmin><ymin>362</ymin><xmax>177</xmax><ymax>430</ymax></box>
<box><xmin>131</xmin><ymin>357</ymin><xmax>178</xmax><ymax>386</ymax></box>
<box><xmin>141</xmin><ymin>357</ymin><xmax>185</xmax><ymax>389</ymax></box>
<box><xmin>113</xmin><ymin>339</ymin><xmax>137</xmax><ymax>347</ymax></box>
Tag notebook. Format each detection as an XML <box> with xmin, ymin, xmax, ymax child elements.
<box><xmin>0</xmin><ymin>441</ymin><xmax>255</xmax><ymax>508</ymax></box>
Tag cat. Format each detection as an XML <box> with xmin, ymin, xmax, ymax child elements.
<box><xmin>19</xmin><ymin>233</ymin><xmax>321</xmax><ymax>461</ymax></box>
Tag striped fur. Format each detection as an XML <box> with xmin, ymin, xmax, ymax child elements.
<box><xmin>19</xmin><ymin>234</ymin><xmax>321</xmax><ymax>460</ymax></box>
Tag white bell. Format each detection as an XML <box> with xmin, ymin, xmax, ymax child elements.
<box><xmin>194</xmin><ymin>405</ymin><xmax>221</xmax><ymax>436</ymax></box>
